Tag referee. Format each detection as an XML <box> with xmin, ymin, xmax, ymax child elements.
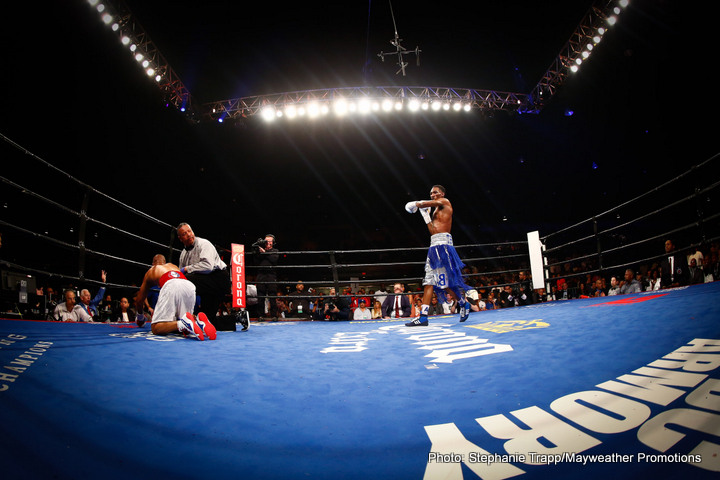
<box><xmin>176</xmin><ymin>223</ymin><xmax>231</xmax><ymax>329</ymax></box>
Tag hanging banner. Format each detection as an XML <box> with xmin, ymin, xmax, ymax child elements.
<box><xmin>231</xmin><ymin>243</ymin><xmax>246</xmax><ymax>308</ymax></box>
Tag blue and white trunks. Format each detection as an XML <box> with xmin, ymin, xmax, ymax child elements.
<box><xmin>422</xmin><ymin>233</ymin><xmax>473</xmax><ymax>302</ymax></box>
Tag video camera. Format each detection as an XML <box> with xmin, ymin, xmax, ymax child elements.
<box><xmin>252</xmin><ymin>233</ymin><xmax>276</xmax><ymax>251</ymax></box>
<box><xmin>251</xmin><ymin>238</ymin><xmax>268</xmax><ymax>250</ymax></box>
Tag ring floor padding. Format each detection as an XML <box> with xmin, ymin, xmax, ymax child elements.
<box><xmin>1</xmin><ymin>282</ymin><xmax>719</xmax><ymax>479</ymax></box>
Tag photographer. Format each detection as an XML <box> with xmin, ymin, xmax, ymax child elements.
<box><xmin>253</xmin><ymin>234</ymin><xmax>279</xmax><ymax>320</ymax></box>
<box><xmin>322</xmin><ymin>287</ymin><xmax>350</xmax><ymax>321</ymax></box>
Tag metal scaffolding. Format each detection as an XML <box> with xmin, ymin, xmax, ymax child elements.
<box><xmin>87</xmin><ymin>0</ymin><xmax>628</xmax><ymax>122</ymax></box>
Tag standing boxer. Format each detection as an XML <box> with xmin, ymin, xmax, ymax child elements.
<box><xmin>404</xmin><ymin>185</ymin><xmax>473</xmax><ymax>326</ymax></box>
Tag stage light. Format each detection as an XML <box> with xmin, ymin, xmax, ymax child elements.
<box><xmin>431</xmin><ymin>101</ymin><xmax>441</xmax><ymax>111</ymax></box>
<box><xmin>358</xmin><ymin>98</ymin><xmax>372</xmax><ymax>114</ymax></box>
<box><xmin>463</xmin><ymin>104</ymin><xmax>471</xmax><ymax>112</ymax></box>
<box><xmin>394</xmin><ymin>101</ymin><xmax>403</xmax><ymax>111</ymax></box>
<box><xmin>607</xmin><ymin>15</ymin><xmax>617</xmax><ymax>26</ymax></box>
<box><xmin>135</xmin><ymin>53</ymin><xmax>144</xmax><ymax>62</ymax></box>
<box><xmin>306</xmin><ymin>102</ymin><xmax>320</xmax><ymax>118</ymax></box>
<box><xmin>261</xmin><ymin>106</ymin><xmax>276</xmax><ymax>122</ymax></box>
<box><xmin>333</xmin><ymin>99</ymin><xmax>349</xmax><ymax>116</ymax></box>
<box><xmin>452</xmin><ymin>102</ymin><xmax>462</xmax><ymax>111</ymax></box>
<box><xmin>146</xmin><ymin>68</ymin><xmax>155</xmax><ymax>76</ymax></box>
<box><xmin>284</xmin><ymin>104</ymin><xmax>297</xmax><ymax>119</ymax></box>
<box><xmin>101</xmin><ymin>13</ymin><xmax>113</xmax><ymax>25</ymax></box>
<box><xmin>121</xmin><ymin>36</ymin><xmax>131</xmax><ymax>46</ymax></box>
<box><xmin>381</xmin><ymin>99</ymin><xmax>393</xmax><ymax>112</ymax></box>
<box><xmin>408</xmin><ymin>99</ymin><xmax>420</xmax><ymax>111</ymax></box>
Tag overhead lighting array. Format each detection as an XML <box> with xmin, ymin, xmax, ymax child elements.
<box><xmin>529</xmin><ymin>0</ymin><xmax>630</xmax><ymax>113</ymax></box>
<box><xmin>87</xmin><ymin>0</ymin><xmax>161</xmax><ymax>81</ymax></box>
<box><xmin>86</xmin><ymin>0</ymin><xmax>195</xmax><ymax>116</ymax></box>
<box><xmin>568</xmin><ymin>0</ymin><xmax>630</xmax><ymax>74</ymax></box>
<box><xmin>206</xmin><ymin>87</ymin><xmax>528</xmax><ymax>124</ymax></box>
<box><xmin>250</xmin><ymin>98</ymin><xmax>473</xmax><ymax>123</ymax></box>
<box><xmin>86</xmin><ymin>0</ymin><xmax>630</xmax><ymax>121</ymax></box>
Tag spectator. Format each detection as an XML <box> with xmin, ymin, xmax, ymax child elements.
<box><xmin>607</xmin><ymin>276</ymin><xmax>621</xmax><ymax>296</ymax></box>
<box><xmin>485</xmin><ymin>292</ymin><xmax>497</xmax><ymax>310</ymax></box>
<box><xmin>289</xmin><ymin>281</ymin><xmax>310</xmax><ymax>318</ymax></box>
<box><xmin>374</xmin><ymin>284</ymin><xmax>389</xmax><ymax>307</ymax></box>
<box><xmin>428</xmin><ymin>293</ymin><xmax>443</xmax><ymax>315</ymax></box>
<box><xmin>704</xmin><ymin>253</ymin><xmax>718</xmax><ymax>283</ymax></box>
<box><xmin>54</xmin><ymin>289</ymin><xmax>91</xmax><ymax>322</ymax></box>
<box><xmin>688</xmin><ymin>258</ymin><xmax>704</xmax><ymax>285</ymax></box>
<box><xmin>77</xmin><ymin>270</ymin><xmax>107</xmax><ymax>321</ymax></box>
<box><xmin>442</xmin><ymin>290</ymin><xmax>458</xmax><ymax>314</ymax></box>
<box><xmin>619</xmin><ymin>269</ymin><xmax>642</xmax><ymax>294</ymax></box>
<box><xmin>381</xmin><ymin>283</ymin><xmax>411</xmax><ymax>318</ymax></box>
<box><xmin>353</xmin><ymin>298</ymin><xmax>372</xmax><ymax>320</ymax></box>
<box><xmin>371</xmin><ymin>300</ymin><xmax>383</xmax><ymax>319</ymax></box>
<box><xmin>591</xmin><ymin>278</ymin><xmax>606</xmax><ymax>297</ymax></box>
<box><xmin>660</xmin><ymin>239</ymin><xmax>688</xmax><ymax>288</ymax></box>
<box><xmin>111</xmin><ymin>297</ymin><xmax>137</xmax><ymax>323</ymax></box>
<box><xmin>648</xmin><ymin>269</ymin><xmax>661</xmax><ymax>291</ymax></box>
<box><xmin>411</xmin><ymin>296</ymin><xmax>423</xmax><ymax>317</ymax></box>
<box><xmin>275</xmin><ymin>292</ymin><xmax>290</xmax><ymax>319</ymax></box>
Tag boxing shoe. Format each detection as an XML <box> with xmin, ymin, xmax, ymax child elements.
<box><xmin>179</xmin><ymin>312</ymin><xmax>205</xmax><ymax>341</ymax></box>
<box><xmin>236</xmin><ymin>310</ymin><xmax>250</xmax><ymax>331</ymax></box>
<box><xmin>196</xmin><ymin>312</ymin><xmax>217</xmax><ymax>340</ymax></box>
<box><xmin>405</xmin><ymin>316</ymin><xmax>429</xmax><ymax>327</ymax></box>
<box><xmin>459</xmin><ymin>302</ymin><xmax>470</xmax><ymax>323</ymax></box>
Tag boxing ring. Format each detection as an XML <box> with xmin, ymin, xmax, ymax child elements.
<box><xmin>1</xmin><ymin>135</ymin><xmax>720</xmax><ymax>479</ymax></box>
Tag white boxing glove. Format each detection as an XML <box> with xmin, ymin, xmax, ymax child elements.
<box><xmin>405</xmin><ymin>201</ymin><xmax>418</xmax><ymax>214</ymax></box>
<box><xmin>419</xmin><ymin>207</ymin><xmax>432</xmax><ymax>224</ymax></box>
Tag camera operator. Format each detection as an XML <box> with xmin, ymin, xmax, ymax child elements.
<box><xmin>253</xmin><ymin>234</ymin><xmax>279</xmax><ymax>320</ymax></box>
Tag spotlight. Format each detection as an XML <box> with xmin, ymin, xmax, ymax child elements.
<box><xmin>333</xmin><ymin>99</ymin><xmax>348</xmax><ymax>116</ymax></box>
<box><xmin>307</xmin><ymin>102</ymin><xmax>320</xmax><ymax>118</ymax></box>
<box><xmin>358</xmin><ymin>99</ymin><xmax>372</xmax><ymax>114</ymax></box>
<box><xmin>284</xmin><ymin>104</ymin><xmax>297</xmax><ymax>119</ymax></box>
<box><xmin>261</xmin><ymin>106</ymin><xmax>276</xmax><ymax>122</ymax></box>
